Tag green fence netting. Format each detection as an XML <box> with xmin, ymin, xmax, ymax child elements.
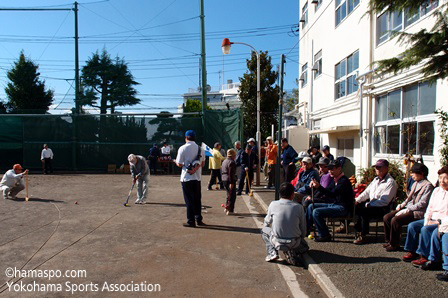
<box><xmin>0</xmin><ymin>110</ymin><xmax>242</xmax><ymax>172</ymax></box>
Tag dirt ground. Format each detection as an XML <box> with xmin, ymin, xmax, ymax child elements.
<box><xmin>0</xmin><ymin>174</ymin><xmax>323</xmax><ymax>297</ymax></box>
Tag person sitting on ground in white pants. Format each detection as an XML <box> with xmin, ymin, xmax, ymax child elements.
<box><xmin>1</xmin><ymin>164</ymin><xmax>28</xmax><ymax>200</ymax></box>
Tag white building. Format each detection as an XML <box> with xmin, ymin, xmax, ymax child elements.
<box><xmin>297</xmin><ymin>0</ymin><xmax>446</xmax><ymax>182</ymax></box>
<box><xmin>179</xmin><ymin>80</ymin><xmax>242</xmax><ymax>112</ymax></box>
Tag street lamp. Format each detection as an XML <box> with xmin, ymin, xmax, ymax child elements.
<box><xmin>222</xmin><ymin>38</ymin><xmax>261</xmax><ymax>186</ymax></box>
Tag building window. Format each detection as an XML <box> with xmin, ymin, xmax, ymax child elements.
<box><xmin>301</xmin><ymin>2</ymin><xmax>308</xmax><ymax>29</ymax></box>
<box><xmin>301</xmin><ymin>63</ymin><xmax>308</xmax><ymax>88</ymax></box>
<box><xmin>315</xmin><ymin>0</ymin><xmax>323</xmax><ymax>11</ymax></box>
<box><xmin>335</xmin><ymin>50</ymin><xmax>359</xmax><ymax>99</ymax></box>
<box><xmin>313</xmin><ymin>50</ymin><xmax>322</xmax><ymax>79</ymax></box>
<box><xmin>374</xmin><ymin>81</ymin><xmax>436</xmax><ymax>156</ymax></box>
<box><xmin>337</xmin><ymin>138</ymin><xmax>354</xmax><ymax>159</ymax></box>
<box><xmin>336</xmin><ymin>0</ymin><xmax>360</xmax><ymax>26</ymax></box>
<box><xmin>377</xmin><ymin>1</ymin><xmax>438</xmax><ymax>45</ymax></box>
<box><xmin>376</xmin><ymin>11</ymin><xmax>403</xmax><ymax>45</ymax></box>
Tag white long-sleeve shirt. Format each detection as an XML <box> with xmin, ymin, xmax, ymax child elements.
<box><xmin>41</xmin><ymin>148</ymin><xmax>54</xmax><ymax>160</ymax></box>
<box><xmin>0</xmin><ymin>170</ymin><xmax>24</xmax><ymax>188</ymax></box>
<box><xmin>356</xmin><ymin>173</ymin><xmax>398</xmax><ymax>207</ymax></box>
<box><xmin>161</xmin><ymin>146</ymin><xmax>170</xmax><ymax>155</ymax></box>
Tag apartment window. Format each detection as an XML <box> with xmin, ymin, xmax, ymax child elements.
<box><xmin>313</xmin><ymin>50</ymin><xmax>322</xmax><ymax>79</ymax></box>
<box><xmin>301</xmin><ymin>63</ymin><xmax>308</xmax><ymax>88</ymax></box>
<box><xmin>374</xmin><ymin>82</ymin><xmax>436</xmax><ymax>156</ymax></box>
<box><xmin>405</xmin><ymin>1</ymin><xmax>438</xmax><ymax>28</ymax></box>
<box><xmin>336</xmin><ymin>0</ymin><xmax>360</xmax><ymax>26</ymax></box>
<box><xmin>301</xmin><ymin>2</ymin><xmax>308</xmax><ymax>29</ymax></box>
<box><xmin>314</xmin><ymin>0</ymin><xmax>323</xmax><ymax>11</ymax></box>
<box><xmin>337</xmin><ymin>138</ymin><xmax>354</xmax><ymax>159</ymax></box>
<box><xmin>377</xmin><ymin>1</ymin><xmax>438</xmax><ymax>45</ymax></box>
<box><xmin>377</xmin><ymin>11</ymin><xmax>403</xmax><ymax>44</ymax></box>
<box><xmin>335</xmin><ymin>50</ymin><xmax>359</xmax><ymax>99</ymax></box>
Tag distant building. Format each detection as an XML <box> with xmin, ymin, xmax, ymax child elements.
<box><xmin>179</xmin><ymin>80</ymin><xmax>241</xmax><ymax>112</ymax></box>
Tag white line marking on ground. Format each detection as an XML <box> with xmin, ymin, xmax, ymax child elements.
<box><xmin>241</xmin><ymin>195</ymin><xmax>309</xmax><ymax>298</ymax></box>
<box><xmin>252</xmin><ymin>192</ymin><xmax>344</xmax><ymax>298</ymax></box>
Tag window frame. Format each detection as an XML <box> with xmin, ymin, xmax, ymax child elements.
<box><xmin>301</xmin><ymin>63</ymin><xmax>308</xmax><ymax>88</ymax></box>
<box><xmin>313</xmin><ymin>50</ymin><xmax>322</xmax><ymax>79</ymax></box>
<box><xmin>335</xmin><ymin>0</ymin><xmax>360</xmax><ymax>26</ymax></box>
<box><xmin>376</xmin><ymin>1</ymin><xmax>439</xmax><ymax>46</ymax></box>
<box><xmin>334</xmin><ymin>50</ymin><xmax>359</xmax><ymax>100</ymax></box>
<box><xmin>374</xmin><ymin>82</ymin><xmax>437</xmax><ymax>157</ymax></box>
<box><xmin>302</xmin><ymin>2</ymin><xmax>309</xmax><ymax>29</ymax></box>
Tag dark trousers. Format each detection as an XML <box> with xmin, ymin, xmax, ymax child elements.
<box><xmin>43</xmin><ymin>158</ymin><xmax>53</xmax><ymax>174</ymax></box>
<box><xmin>149</xmin><ymin>158</ymin><xmax>157</xmax><ymax>175</ymax></box>
<box><xmin>283</xmin><ymin>164</ymin><xmax>296</xmax><ymax>183</ymax></box>
<box><xmin>181</xmin><ymin>180</ymin><xmax>203</xmax><ymax>225</ymax></box>
<box><xmin>383</xmin><ymin>210</ymin><xmax>415</xmax><ymax>247</ymax></box>
<box><xmin>268</xmin><ymin>164</ymin><xmax>276</xmax><ymax>187</ymax></box>
<box><xmin>355</xmin><ymin>204</ymin><xmax>389</xmax><ymax>235</ymax></box>
<box><xmin>238</xmin><ymin>170</ymin><xmax>253</xmax><ymax>194</ymax></box>
<box><xmin>223</xmin><ymin>180</ymin><xmax>237</xmax><ymax>212</ymax></box>
<box><xmin>208</xmin><ymin>169</ymin><xmax>224</xmax><ymax>189</ymax></box>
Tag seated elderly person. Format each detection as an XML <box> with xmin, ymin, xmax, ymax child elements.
<box><xmin>262</xmin><ymin>182</ymin><xmax>308</xmax><ymax>263</ymax></box>
<box><xmin>308</xmin><ymin>160</ymin><xmax>354</xmax><ymax>242</ymax></box>
<box><xmin>0</xmin><ymin>164</ymin><xmax>29</xmax><ymax>200</ymax></box>
<box><xmin>353</xmin><ymin>159</ymin><xmax>398</xmax><ymax>245</ymax></box>
<box><xmin>383</xmin><ymin>163</ymin><xmax>434</xmax><ymax>251</ymax></box>
<box><xmin>402</xmin><ymin>166</ymin><xmax>448</xmax><ymax>272</ymax></box>
<box><xmin>294</xmin><ymin>156</ymin><xmax>319</xmax><ymax>202</ymax></box>
<box><xmin>303</xmin><ymin>157</ymin><xmax>333</xmax><ymax>208</ymax></box>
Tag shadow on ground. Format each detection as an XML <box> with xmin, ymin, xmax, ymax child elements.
<box><xmin>309</xmin><ymin>249</ymin><xmax>401</xmax><ymax>264</ymax></box>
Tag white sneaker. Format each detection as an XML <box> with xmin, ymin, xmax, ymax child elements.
<box><xmin>135</xmin><ymin>199</ymin><xmax>141</xmax><ymax>204</ymax></box>
<box><xmin>265</xmin><ymin>253</ymin><xmax>279</xmax><ymax>262</ymax></box>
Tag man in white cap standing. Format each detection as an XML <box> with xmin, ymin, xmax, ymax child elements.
<box><xmin>1</xmin><ymin>164</ymin><xmax>28</xmax><ymax>200</ymax></box>
<box><xmin>127</xmin><ymin>154</ymin><xmax>149</xmax><ymax>204</ymax></box>
<box><xmin>41</xmin><ymin>144</ymin><xmax>54</xmax><ymax>174</ymax></box>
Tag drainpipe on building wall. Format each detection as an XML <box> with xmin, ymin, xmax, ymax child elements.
<box><xmin>357</xmin><ymin>74</ymin><xmax>366</xmax><ymax>169</ymax></box>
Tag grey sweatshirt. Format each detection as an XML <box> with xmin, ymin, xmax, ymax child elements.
<box><xmin>264</xmin><ymin>199</ymin><xmax>306</xmax><ymax>239</ymax></box>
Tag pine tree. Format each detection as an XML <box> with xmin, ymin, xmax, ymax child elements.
<box><xmin>80</xmin><ymin>49</ymin><xmax>140</xmax><ymax>114</ymax></box>
<box><xmin>4</xmin><ymin>52</ymin><xmax>53</xmax><ymax>113</ymax></box>
<box><xmin>238</xmin><ymin>51</ymin><xmax>279</xmax><ymax>140</ymax></box>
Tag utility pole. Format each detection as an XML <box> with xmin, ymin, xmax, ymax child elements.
<box><xmin>74</xmin><ymin>1</ymin><xmax>80</xmax><ymax>115</ymax></box>
<box><xmin>200</xmin><ymin>0</ymin><xmax>207</xmax><ymax>139</ymax></box>
<box><xmin>275</xmin><ymin>54</ymin><xmax>285</xmax><ymax>200</ymax></box>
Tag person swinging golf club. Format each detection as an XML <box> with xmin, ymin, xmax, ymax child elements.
<box><xmin>127</xmin><ymin>154</ymin><xmax>149</xmax><ymax>204</ymax></box>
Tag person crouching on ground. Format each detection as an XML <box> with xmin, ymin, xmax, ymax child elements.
<box><xmin>222</xmin><ymin>149</ymin><xmax>237</xmax><ymax>215</ymax></box>
<box><xmin>208</xmin><ymin>142</ymin><xmax>225</xmax><ymax>190</ymax></box>
<box><xmin>262</xmin><ymin>182</ymin><xmax>309</xmax><ymax>262</ymax></box>
<box><xmin>128</xmin><ymin>154</ymin><xmax>149</xmax><ymax>204</ymax></box>
<box><xmin>383</xmin><ymin>163</ymin><xmax>434</xmax><ymax>251</ymax></box>
<box><xmin>1</xmin><ymin>164</ymin><xmax>28</xmax><ymax>200</ymax></box>
<box><xmin>402</xmin><ymin>166</ymin><xmax>448</xmax><ymax>270</ymax></box>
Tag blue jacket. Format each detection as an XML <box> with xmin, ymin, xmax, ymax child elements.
<box><xmin>281</xmin><ymin>145</ymin><xmax>298</xmax><ymax>165</ymax></box>
<box><xmin>235</xmin><ymin>148</ymin><xmax>244</xmax><ymax>167</ymax></box>
<box><xmin>296</xmin><ymin>168</ymin><xmax>319</xmax><ymax>195</ymax></box>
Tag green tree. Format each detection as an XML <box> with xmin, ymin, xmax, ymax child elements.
<box><xmin>436</xmin><ymin>109</ymin><xmax>448</xmax><ymax>166</ymax></box>
<box><xmin>4</xmin><ymin>52</ymin><xmax>53</xmax><ymax>113</ymax></box>
<box><xmin>369</xmin><ymin>1</ymin><xmax>448</xmax><ymax>83</ymax></box>
<box><xmin>183</xmin><ymin>99</ymin><xmax>211</xmax><ymax>113</ymax></box>
<box><xmin>238</xmin><ymin>51</ymin><xmax>279</xmax><ymax>139</ymax></box>
<box><xmin>80</xmin><ymin>49</ymin><xmax>140</xmax><ymax>114</ymax></box>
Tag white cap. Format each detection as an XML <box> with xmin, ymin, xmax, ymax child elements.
<box><xmin>302</xmin><ymin>157</ymin><xmax>313</xmax><ymax>164</ymax></box>
<box><xmin>266</xmin><ymin>136</ymin><xmax>273</xmax><ymax>141</ymax></box>
<box><xmin>247</xmin><ymin>138</ymin><xmax>255</xmax><ymax>143</ymax></box>
<box><xmin>128</xmin><ymin>154</ymin><xmax>137</xmax><ymax>165</ymax></box>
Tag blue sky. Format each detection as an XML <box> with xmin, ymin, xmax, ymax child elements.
<box><xmin>0</xmin><ymin>0</ymin><xmax>299</xmax><ymax>113</ymax></box>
